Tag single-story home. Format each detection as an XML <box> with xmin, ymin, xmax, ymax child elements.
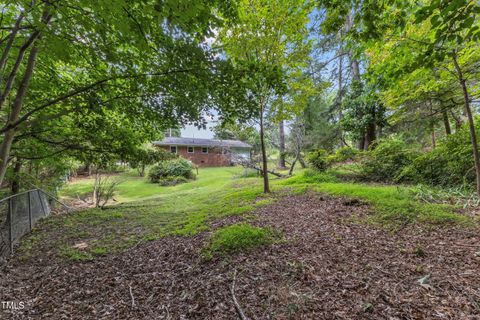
<box><xmin>153</xmin><ymin>137</ymin><xmax>252</xmax><ymax>167</ymax></box>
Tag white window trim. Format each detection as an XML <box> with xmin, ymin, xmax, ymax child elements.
<box><xmin>187</xmin><ymin>146</ymin><xmax>194</xmax><ymax>153</ymax></box>
<box><xmin>201</xmin><ymin>147</ymin><xmax>209</xmax><ymax>154</ymax></box>
<box><xmin>170</xmin><ymin>145</ymin><xmax>177</xmax><ymax>154</ymax></box>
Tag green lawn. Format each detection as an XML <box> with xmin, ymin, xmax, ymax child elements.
<box><xmin>61</xmin><ymin>167</ymin><xmax>252</xmax><ymax>202</ymax></box>
<box><xmin>21</xmin><ymin>167</ymin><xmax>274</xmax><ymax>261</ymax></box>
<box><xmin>18</xmin><ymin>166</ymin><xmax>472</xmax><ymax>262</ymax></box>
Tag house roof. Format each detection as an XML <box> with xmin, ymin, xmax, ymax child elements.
<box><xmin>153</xmin><ymin>137</ymin><xmax>252</xmax><ymax>149</ymax></box>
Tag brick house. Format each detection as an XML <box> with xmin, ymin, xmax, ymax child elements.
<box><xmin>153</xmin><ymin>137</ymin><xmax>252</xmax><ymax>167</ymax></box>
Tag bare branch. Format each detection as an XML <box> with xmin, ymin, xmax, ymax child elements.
<box><xmin>231</xmin><ymin>270</ymin><xmax>248</xmax><ymax>320</ymax></box>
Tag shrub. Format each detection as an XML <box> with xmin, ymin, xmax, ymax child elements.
<box><xmin>361</xmin><ymin>137</ymin><xmax>420</xmax><ymax>182</ymax></box>
<box><xmin>399</xmin><ymin>126</ymin><xmax>475</xmax><ymax>187</ymax></box>
<box><xmin>92</xmin><ymin>174</ymin><xmax>124</xmax><ymax>209</ymax></box>
<box><xmin>148</xmin><ymin>158</ymin><xmax>196</xmax><ymax>183</ymax></box>
<box><xmin>408</xmin><ymin>184</ymin><xmax>480</xmax><ymax>207</ymax></box>
<box><xmin>282</xmin><ymin>169</ymin><xmax>338</xmax><ymax>185</ymax></box>
<box><xmin>306</xmin><ymin>149</ymin><xmax>330</xmax><ymax>171</ymax></box>
<box><xmin>204</xmin><ymin>223</ymin><xmax>277</xmax><ymax>257</ymax></box>
<box><xmin>158</xmin><ymin>176</ymin><xmax>189</xmax><ymax>186</ymax></box>
<box><xmin>333</xmin><ymin>146</ymin><xmax>359</xmax><ymax>162</ymax></box>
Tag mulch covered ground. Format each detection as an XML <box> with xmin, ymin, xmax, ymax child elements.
<box><xmin>1</xmin><ymin>193</ymin><xmax>480</xmax><ymax>319</ymax></box>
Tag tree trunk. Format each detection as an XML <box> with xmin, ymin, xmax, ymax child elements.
<box><xmin>299</xmin><ymin>156</ymin><xmax>306</xmax><ymax>168</ymax></box>
<box><xmin>442</xmin><ymin>110</ymin><xmax>451</xmax><ymax>135</ymax></box>
<box><xmin>278</xmin><ymin>120</ymin><xmax>286</xmax><ymax>169</ymax></box>
<box><xmin>429</xmin><ymin>101</ymin><xmax>436</xmax><ymax>148</ymax></box>
<box><xmin>364</xmin><ymin>120</ymin><xmax>376</xmax><ymax>151</ymax></box>
<box><xmin>0</xmin><ymin>7</ymin><xmax>52</xmax><ymax>187</ymax></box>
<box><xmin>450</xmin><ymin>110</ymin><xmax>462</xmax><ymax>131</ymax></box>
<box><xmin>259</xmin><ymin>105</ymin><xmax>270</xmax><ymax>193</ymax></box>
<box><xmin>0</xmin><ymin>30</ymin><xmax>41</xmax><ymax>111</ymax></box>
<box><xmin>0</xmin><ymin>12</ymin><xmax>25</xmax><ymax>81</ymax></box>
<box><xmin>93</xmin><ymin>170</ymin><xmax>100</xmax><ymax>207</ymax></box>
<box><xmin>337</xmin><ymin>48</ymin><xmax>345</xmax><ymax>147</ymax></box>
<box><xmin>452</xmin><ymin>53</ymin><xmax>480</xmax><ymax>195</ymax></box>
<box><xmin>0</xmin><ymin>44</ymin><xmax>40</xmax><ymax>186</ymax></box>
<box><xmin>346</xmin><ymin>10</ymin><xmax>364</xmax><ymax>150</ymax></box>
<box><xmin>345</xmin><ymin>11</ymin><xmax>360</xmax><ymax>82</ymax></box>
<box><xmin>86</xmin><ymin>163</ymin><xmax>92</xmax><ymax>176</ymax></box>
<box><xmin>350</xmin><ymin>57</ymin><xmax>363</xmax><ymax>150</ymax></box>
<box><xmin>10</xmin><ymin>159</ymin><xmax>22</xmax><ymax>194</ymax></box>
<box><xmin>0</xmin><ymin>5</ymin><xmax>52</xmax><ymax>112</ymax></box>
<box><xmin>288</xmin><ymin>159</ymin><xmax>296</xmax><ymax>176</ymax></box>
<box><xmin>350</xmin><ymin>59</ymin><xmax>360</xmax><ymax>82</ymax></box>
<box><xmin>431</xmin><ymin>124</ymin><xmax>436</xmax><ymax>148</ymax></box>
<box><xmin>357</xmin><ymin>134</ymin><xmax>365</xmax><ymax>151</ymax></box>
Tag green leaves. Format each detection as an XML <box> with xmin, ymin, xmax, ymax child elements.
<box><xmin>218</xmin><ymin>0</ymin><xmax>314</xmax><ymax>119</ymax></box>
<box><xmin>0</xmin><ymin>0</ymin><xmax>251</xmax><ymax>181</ymax></box>
<box><xmin>415</xmin><ymin>0</ymin><xmax>480</xmax><ymax>46</ymax></box>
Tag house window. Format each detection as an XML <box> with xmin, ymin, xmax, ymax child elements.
<box><xmin>187</xmin><ymin>146</ymin><xmax>194</xmax><ymax>153</ymax></box>
<box><xmin>201</xmin><ymin>147</ymin><xmax>208</xmax><ymax>154</ymax></box>
<box><xmin>170</xmin><ymin>146</ymin><xmax>177</xmax><ymax>153</ymax></box>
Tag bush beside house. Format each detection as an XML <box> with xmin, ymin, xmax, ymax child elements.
<box><xmin>149</xmin><ymin>158</ymin><xmax>196</xmax><ymax>186</ymax></box>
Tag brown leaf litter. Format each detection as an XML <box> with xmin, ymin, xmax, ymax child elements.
<box><xmin>0</xmin><ymin>193</ymin><xmax>479</xmax><ymax>319</ymax></box>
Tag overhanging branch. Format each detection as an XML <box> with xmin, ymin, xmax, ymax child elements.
<box><xmin>0</xmin><ymin>68</ymin><xmax>196</xmax><ymax>134</ymax></box>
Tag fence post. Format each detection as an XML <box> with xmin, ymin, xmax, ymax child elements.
<box><xmin>28</xmin><ymin>191</ymin><xmax>32</xmax><ymax>231</ymax></box>
<box><xmin>8</xmin><ymin>198</ymin><xmax>13</xmax><ymax>255</ymax></box>
<box><xmin>37</xmin><ymin>189</ymin><xmax>46</xmax><ymax>216</ymax></box>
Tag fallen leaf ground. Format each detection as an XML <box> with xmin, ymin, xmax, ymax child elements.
<box><xmin>1</xmin><ymin>193</ymin><xmax>479</xmax><ymax>319</ymax></box>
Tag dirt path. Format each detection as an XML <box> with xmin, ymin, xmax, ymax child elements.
<box><xmin>1</xmin><ymin>193</ymin><xmax>479</xmax><ymax>319</ymax></box>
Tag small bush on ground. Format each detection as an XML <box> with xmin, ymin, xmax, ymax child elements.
<box><xmin>307</xmin><ymin>147</ymin><xmax>361</xmax><ymax>174</ymax></box>
<box><xmin>93</xmin><ymin>174</ymin><xmax>124</xmax><ymax>209</ymax></box>
<box><xmin>149</xmin><ymin>158</ymin><xmax>196</xmax><ymax>183</ymax></box>
<box><xmin>306</xmin><ymin>149</ymin><xmax>330</xmax><ymax>171</ymax></box>
<box><xmin>282</xmin><ymin>169</ymin><xmax>338</xmax><ymax>185</ymax></box>
<box><xmin>332</xmin><ymin>146</ymin><xmax>359</xmax><ymax>163</ymax></box>
<box><xmin>360</xmin><ymin>137</ymin><xmax>420</xmax><ymax>182</ymax></box>
<box><xmin>204</xmin><ymin>223</ymin><xmax>277</xmax><ymax>257</ymax></box>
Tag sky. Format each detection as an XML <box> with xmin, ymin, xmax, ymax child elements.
<box><xmin>181</xmin><ymin>123</ymin><xmax>215</xmax><ymax>139</ymax></box>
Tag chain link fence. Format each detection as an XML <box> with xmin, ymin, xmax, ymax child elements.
<box><xmin>0</xmin><ymin>189</ymin><xmax>64</xmax><ymax>261</ymax></box>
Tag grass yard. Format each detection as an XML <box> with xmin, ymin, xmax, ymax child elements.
<box><xmin>20</xmin><ymin>167</ymin><xmax>275</xmax><ymax>261</ymax></box>
<box><xmin>61</xmin><ymin>167</ymin><xmax>245</xmax><ymax>202</ymax></box>
<box><xmin>15</xmin><ymin>166</ymin><xmax>473</xmax><ymax>263</ymax></box>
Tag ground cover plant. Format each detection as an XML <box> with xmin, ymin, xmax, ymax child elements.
<box><xmin>203</xmin><ymin>222</ymin><xmax>278</xmax><ymax>258</ymax></box>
